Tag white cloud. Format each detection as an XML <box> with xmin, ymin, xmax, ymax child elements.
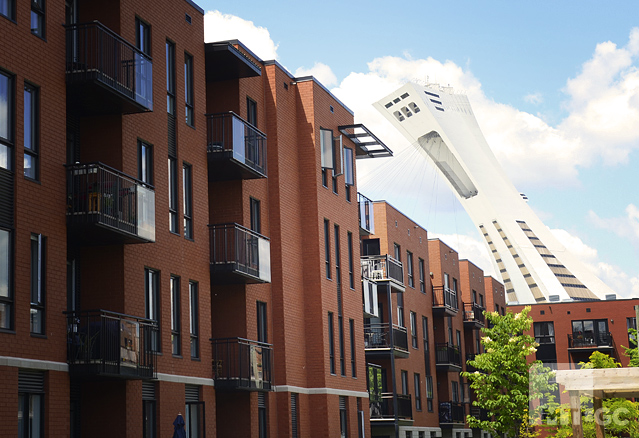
<box><xmin>428</xmin><ymin>232</ymin><xmax>495</xmax><ymax>278</ymax></box>
<box><xmin>524</xmin><ymin>92</ymin><xmax>543</xmax><ymax>105</ymax></box>
<box><xmin>588</xmin><ymin>204</ymin><xmax>639</xmax><ymax>246</ymax></box>
<box><xmin>203</xmin><ymin>11</ymin><xmax>279</xmax><ymax>61</ymax></box>
<box><xmin>294</xmin><ymin>63</ymin><xmax>338</xmax><ymax>87</ymax></box>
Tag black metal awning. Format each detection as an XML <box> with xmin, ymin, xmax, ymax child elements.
<box><xmin>205</xmin><ymin>42</ymin><xmax>261</xmax><ymax>82</ymax></box>
<box><xmin>338</xmin><ymin>124</ymin><xmax>393</xmax><ymax>159</ymax></box>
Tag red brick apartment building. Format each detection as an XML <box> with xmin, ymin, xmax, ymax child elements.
<box><xmin>361</xmin><ymin>201</ymin><xmax>506</xmax><ymax>438</ymax></box>
<box><xmin>1</xmin><ymin>0</ymin><xmax>399</xmax><ymax>436</ymax></box>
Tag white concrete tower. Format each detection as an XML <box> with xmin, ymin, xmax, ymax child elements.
<box><xmin>374</xmin><ymin>82</ymin><xmax>616</xmax><ymax>303</ymax></box>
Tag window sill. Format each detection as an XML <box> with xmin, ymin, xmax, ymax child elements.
<box><xmin>30</xmin><ymin>333</ymin><xmax>47</xmax><ymax>339</ymax></box>
<box><xmin>0</xmin><ymin>14</ymin><xmax>17</xmax><ymax>24</ymax></box>
<box><xmin>190</xmin><ymin>357</ymin><xmax>200</xmax><ymax>362</ymax></box>
<box><xmin>31</xmin><ymin>32</ymin><xmax>47</xmax><ymax>42</ymax></box>
<box><xmin>24</xmin><ymin>176</ymin><xmax>41</xmax><ymax>184</ymax></box>
<box><xmin>169</xmin><ymin>230</ymin><xmax>181</xmax><ymax>237</ymax></box>
<box><xmin>0</xmin><ymin>328</ymin><xmax>16</xmax><ymax>335</ymax></box>
<box><xmin>172</xmin><ymin>354</ymin><xmax>183</xmax><ymax>359</ymax></box>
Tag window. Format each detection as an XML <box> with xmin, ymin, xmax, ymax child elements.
<box><xmin>1</xmin><ymin>0</ymin><xmax>15</xmax><ymax>20</ymax></box>
<box><xmin>472</xmin><ymin>290</ymin><xmax>477</xmax><ymax>304</ymax></box>
<box><xmin>452</xmin><ymin>277</ymin><xmax>458</xmax><ymax>292</ymax></box>
<box><xmin>339</xmin><ymin>314</ymin><xmax>345</xmax><ymax>376</ymax></box>
<box><xmin>410</xmin><ymin>311</ymin><xmax>418</xmax><ymax>348</ymax></box>
<box><xmin>347</xmin><ymin>232</ymin><xmax>354</xmax><ymax>289</ymax></box>
<box><xmin>30</xmin><ymin>234</ymin><xmax>45</xmax><ymax>334</ymax></box>
<box><xmin>397</xmin><ymin>292</ymin><xmax>404</xmax><ymax>327</ymax></box>
<box><xmin>422</xmin><ymin>316</ymin><xmax>429</xmax><ymax>352</ymax></box>
<box><xmin>452</xmin><ymin>381</ymin><xmax>459</xmax><ymax>403</ymax></box>
<box><xmin>23</xmin><ymin>84</ymin><xmax>38</xmax><ymax>180</ymax></box>
<box><xmin>250</xmin><ymin>198</ymin><xmax>261</xmax><ymax>234</ymax></box>
<box><xmin>328</xmin><ymin>312</ymin><xmax>335</xmax><ymax>374</ymax></box>
<box><xmin>339</xmin><ymin>397</ymin><xmax>348</xmax><ymax>438</ymax></box>
<box><xmin>344</xmin><ymin>147</ymin><xmax>353</xmax><ymax>202</ymax></box>
<box><xmin>393</xmin><ymin>243</ymin><xmax>401</xmax><ymax>262</ymax></box>
<box><xmin>534</xmin><ymin>322</ymin><xmax>555</xmax><ymax>344</ymax></box>
<box><xmin>31</xmin><ymin>0</ymin><xmax>45</xmax><ymax>38</ymax></box>
<box><xmin>418</xmin><ymin>258</ymin><xmax>425</xmax><ymax>293</ymax></box>
<box><xmin>166</xmin><ymin>41</ymin><xmax>176</xmax><ymax>115</ymax></box>
<box><xmin>145</xmin><ymin>268</ymin><xmax>160</xmax><ymax>352</ymax></box>
<box><xmin>183</xmin><ymin>163</ymin><xmax>193</xmax><ymax>238</ymax></box>
<box><xmin>257</xmin><ymin>301</ymin><xmax>267</xmax><ymax>343</ymax></box>
<box><xmin>0</xmin><ymin>228</ymin><xmax>12</xmax><ymax>329</ymax></box>
<box><xmin>136</xmin><ymin>18</ymin><xmax>150</xmax><ymax>55</ymax></box>
<box><xmin>291</xmin><ymin>393</ymin><xmax>299</xmax><ymax>438</ymax></box>
<box><xmin>258</xmin><ymin>393</ymin><xmax>267</xmax><ymax>438</ymax></box>
<box><xmin>571</xmin><ymin>319</ymin><xmax>610</xmax><ymax>347</ymax></box>
<box><xmin>138</xmin><ymin>141</ymin><xmax>153</xmax><ymax>185</ymax></box>
<box><xmin>334</xmin><ymin>225</ymin><xmax>341</xmax><ymax>284</ymax></box>
<box><xmin>628</xmin><ymin>317</ymin><xmax>637</xmax><ymax>345</ymax></box>
<box><xmin>142</xmin><ymin>382</ymin><xmax>157</xmax><ymax>438</ymax></box>
<box><xmin>0</xmin><ymin>71</ymin><xmax>13</xmax><ymax>170</ymax></box>
<box><xmin>170</xmin><ymin>276</ymin><xmax>180</xmax><ymax>355</ymax></box>
<box><xmin>414</xmin><ymin>373</ymin><xmax>422</xmax><ymax>411</ymax></box>
<box><xmin>18</xmin><ymin>370</ymin><xmax>44</xmax><ymax>438</ymax></box>
<box><xmin>324</xmin><ymin>219</ymin><xmax>331</xmax><ymax>279</ymax></box>
<box><xmin>456</xmin><ymin>330</ymin><xmax>462</xmax><ymax>348</ymax></box>
<box><xmin>349</xmin><ymin>318</ymin><xmax>356</xmax><ymax>377</ymax></box>
<box><xmin>479</xmin><ymin>293</ymin><xmax>484</xmax><ymax>308</ymax></box>
<box><xmin>168</xmin><ymin>157</ymin><xmax>178</xmax><ymax>233</ymax></box>
<box><xmin>185</xmin><ymin>385</ymin><xmax>204</xmax><ymax>438</ymax></box>
<box><xmin>401</xmin><ymin>370</ymin><xmax>408</xmax><ymax>395</ymax></box>
<box><xmin>189</xmin><ymin>282</ymin><xmax>199</xmax><ymax>359</ymax></box>
<box><xmin>407</xmin><ymin>251</ymin><xmax>414</xmax><ymax>287</ymax></box>
<box><xmin>184</xmin><ymin>53</ymin><xmax>194</xmax><ymax>126</ymax></box>
<box><xmin>426</xmin><ymin>375</ymin><xmax>434</xmax><ymax>412</ymax></box>
<box><xmin>247</xmin><ymin>97</ymin><xmax>257</xmax><ymax>126</ymax></box>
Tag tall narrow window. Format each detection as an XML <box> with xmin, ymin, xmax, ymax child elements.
<box><xmin>142</xmin><ymin>382</ymin><xmax>157</xmax><ymax>438</ymax></box>
<box><xmin>168</xmin><ymin>157</ymin><xmax>178</xmax><ymax>233</ymax></box>
<box><xmin>138</xmin><ymin>141</ymin><xmax>153</xmax><ymax>185</ymax></box>
<box><xmin>393</xmin><ymin>243</ymin><xmax>401</xmax><ymax>262</ymax></box>
<box><xmin>349</xmin><ymin>318</ymin><xmax>356</xmax><ymax>377</ymax></box>
<box><xmin>328</xmin><ymin>312</ymin><xmax>335</xmax><ymax>374</ymax></box>
<box><xmin>324</xmin><ymin>219</ymin><xmax>331</xmax><ymax>279</ymax></box>
<box><xmin>170</xmin><ymin>276</ymin><xmax>180</xmax><ymax>355</ymax></box>
<box><xmin>258</xmin><ymin>393</ymin><xmax>267</xmax><ymax>438</ymax></box>
<box><xmin>401</xmin><ymin>370</ymin><xmax>408</xmax><ymax>395</ymax></box>
<box><xmin>422</xmin><ymin>316</ymin><xmax>430</xmax><ymax>373</ymax></box>
<box><xmin>344</xmin><ymin>147</ymin><xmax>354</xmax><ymax>202</ymax></box>
<box><xmin>334</xmin><ymin>225</ymin><xmax>341</xmax><ymax>284</ymax></box>
<box><xmin>1</xmin><ymin>0</ymin><xmax>15</xmax><ymax>20</ymax></box>
<box><xmin>452</xmin><ymin>381</ymin><xmax>459</xmax><ymax>403</ymax></box>
<box><xmin>23</xmin><ymin>84</ymin><xmax>38</xmax><ymax>180</ymax></box>
<box><xmin>31</xmin><ymin>0</ymin><xmax>45</xmax><ymax>37</ymax></box>
<box><xmin>414</xmin><ymin>373</ymin><xmax>422</xmax><ymax>411</ymax></box>
<box><xmin>135</xmin><ymin>18</ymin><xmax>150</xmax><ymax>55</ymax></box>
<box><xmin>18</xmin><ymin>370</ymin><xmax>44</xmax><ymax>438</ymax></box>
<box><xmin>257</xmin><ymin>301</ymin><xmax>267</xmax><ymax>343</ymax></box>
<box><xmin>406</xmin><ymin>251</ymin><xmax>414</xmax><ymax>287</ymax></box>
<box><xmin>0</xmin><ymin>228</ymin><xmax>12</xmax><ymax>329</ymax></box>
<box><xmin>185</xmin><ymin>385</ymin><xmax>204</xmax><ymax>438</ymax></box>
<box><xmin>339</xmin><ymin>397</ymin><xmax>348</xmax><ymax>438</ymax></box>
<box><xmin>347</xmin><ymin>232</ymin><xmax>354</xmax><ymax>289</ymax></box>
<box><xmin>339</xmin><ymin>313</ymin><xmax>345</xmax><ymax>376</ymax></box>
<box><xmin>189</xmin><ymin>281</ymin><xmax>199</xmax><ymax>359</ymax></box>
<box><xmin>247</xmin><ymin>97</ymin><xmax>257</xmax><ymax>126</ymax></box>
<box><xmin>426</xmin><ymin>376</ymin><xmax>434</xmax><ymax>412</ymax></box>
<box><xmin>418</xmin><ymin>258</ymin><xmax>425</xmax><ymax>293</ymax></box>
<box><xmin>397</xmin><ymin>292</ymin><xmax>404</xmax><ymax>327</ymax></box>
<box><xmin>184</xmin><ymin>53</ymin><xmax>194</xmax><ymax>126</ymax></box>
<box><xmin>30</xmin><ymin>234</ymin><xmax>45</xmax><ymax>335</ymax></box>
<box><xmin>166</xmin><ymin>41</ymin><xmax>176</xmax><ymax>115</ymax></box>
<box><xmin>250</xmin><ymin>198</ymin><xmax>261</xmax><ymax>234</ymax></box>
<box><xmin>320</xmin><ymin>128</ymin><xmax>333</xmax><ymax>188</ymax></box>
<box><xmin>410</xmin><ymin>311</ymin><xmax>417</xmax><ymax>349</ymax></box>
<box><xmin>183</xmin><ymin>163</ymin><xmax>193</xmax><ymax>239</ymax></box>
<box><xmin>291</xmin><ymin>393</ymin><xmax>299</xmax><ymax>438</ymax></box>
<box><xmin>145</xmin><ymin>268</ymin><xmax>160</xmax><ymax>352</ymax></box>
<box><xmin>0</xmin><ymin>71</ymin><xmax>13</xmax><ymax>171</ymax></box>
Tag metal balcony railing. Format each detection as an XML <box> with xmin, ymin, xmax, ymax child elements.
<box><xmin>364</xmin><ymin>323</ymin><xmax>409</xmax><ymax>354</ymax></box>
<box><xmin>463</xmin><ymin>302</ymin><xmax>485</xmax><ymax>326</ymax></box>
<box><xmin>65</xmin><ymin>310</ymin><xmax>158</xmax><ymax>379</ymax></box>
<box><xmin>435</xmin><ymin>343</ymin><xmax>462</xmax><ymax>368</ymax></box>
<box><xmin>361</xmin><ymin>255</ymin><xmax>404</xmax><ymax>288</ymax></box>
<box><xmin>439</xmin><ymin>401</ymin><xmax>465</xmax><ymax>424</ymax></box>
<box><xmin>65</xmin><ymin>22</ymin><xmax>153</xmax><ymax>111</ymax></box>
<box><xmin>211</xmin><ymin>338</ymin><xmax>273</xmax><ymax>391</ymax></box>
<box><xmin>470</xmin><ymin>407</ymin><xmax>489</xmax><ymax>421</ymax></box>
<box><xmin>433</xmin><ymin>286</ymin><xmax>458</xmax><ymax>311</ymax></box>
<box><xmin>207</xmin><ymin>112</ymin><xmax>267</xmax><ymax>178</ymax></box>
<box><xmin>567</xmin><ymin>332</ymin><xmax>613</xmax><ymax>349</ymax></box>
<box><xmin>66</xmin><ymin>163</ymin><xmax>155</xmax><ymax>243</ymax></box>
<box><xmin>370</xmin><ymin>393</ymin><xmax>413</xmax><ymax>421</ymax></box>
<box><xmin>465</xmin><ymin>353</ymin><xmax>478</xmax><ymax>372</ymax></box>
<box><xmin>209</xmin><ymin>223</ymin><xmax>271</xmax><ymax>283</ymax></box>
<box><xmin>358</xmin><ymin>192</ymin><xmax>375</xmax><ymax>234</ymax></box>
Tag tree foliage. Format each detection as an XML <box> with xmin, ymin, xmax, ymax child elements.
<box><xmin>622</xmin><ymin>328</ymin><xmax>638</xmax><ymax>367</ymax></box>
<box><xmin>462</xmin><ymin>306</ymin><xmax>556</xmax><ymax>437</ymax></box>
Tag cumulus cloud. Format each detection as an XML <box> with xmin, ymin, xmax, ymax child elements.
<box><xmin>204</xmin><ymin>11</ymin><xmax>279</xmax><ymax>61</ymax></box>
<box><xmin>588</xmin><ymin>204</ymin><xmax>639</xmax><ymax>246</ymax></box>
<box><xmin>294</xmin><ymin>63</ymin><xmax>338</xmax><ymax>87</ymax></box>
<box><xmin>524</xmin><ymin>92</ymin><xmax>543</xmax><ymax>105</ymax></box>
<box><xmin>428</xmin><ymin>232</ymin><xmax>495</xmax><ymax>278</ymax></box>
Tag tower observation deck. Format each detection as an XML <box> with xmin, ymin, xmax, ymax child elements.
<box><xmin>374</xmin><ymin>82</ymin><xmax>616</xmax><ymax>304</ymax></box>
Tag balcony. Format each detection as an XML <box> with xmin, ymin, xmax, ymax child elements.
<box><xmin>470</xmin><ymin>407</ymin><xmax>489</xmax><ymax>422</ymax></box>
<box><xmin>465</xmin><ymin>353</ymin><xmax>477</xmax><ymax>373</ymax></box>
<box><xmin>66</xmin><ymin>163</ymin><xmax>155</xmax><ymax>245</ymax></box>
<box><xmin>207</xmin><ymin>112</ymin><xmax>267</xmax><ymax>181</ymax></box>
<box><xmin>65</xmin><ymin>310</ymin><xmax>157</xmax><ymax>380</ymax></box>
<box><xmin>209</xmin><ymin>223</ymin><xmax>271</xmax><ymax>284</ymax></box>
<box><xmin>463</xmin><ymin>302</ymin><xmax>485</xmax><ymax>328</ymax></box>
<box><xmin>65</xmin><ymin>22</ymin><xmax>153</xmax><ymax>115</ymax></box>
<box><xmin>358</xmin><ymin>193</ymin><xmax>375</xmax><ymax>235</ymax></box>
<box><xmin>439</xmin><ymin>402</ymin><xmax>465</xmax><ymax>427</ymax></box>
<box><xmin>212</xmin><ymin>338</ymin><xmax>273</xmax><ymax>392</ymax></box>
<box><xmin>361</xmin><ymin>255</ymin><xmax>404</xmax><ymax>292</ymax></box>
<box><xmin>435</xmin><ymin>343</ymin><xmax>462</xmax><ymax>371</ymax></box>
<box><xmin>567</xmin><ymin>332</ymin><xmax>614</xmax><ymax>352</ymax></box>
<box><xmin>370</xmin><ymin>393</ymin><xmax>413</xmax><ymax>423</ymax></box>
<box><xmin>432</xmin><ymin>286</ymin><xmax>458</xmax><ymax>315</ymax></box>
<box><xmin>364</xmin><ymin>323</ymin><xmax>409</xmax><ymax>358</ymax></box>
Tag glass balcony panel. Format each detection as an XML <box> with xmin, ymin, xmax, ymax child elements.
<box><xmin>211</xmin><ymin>337</ymin><xmax>273</xmax><ymax>391</ymax></box>
<box><xmin>358</xmin><ymin>193</ymin><xmax>375</xmax><ymax>235</ymax></box>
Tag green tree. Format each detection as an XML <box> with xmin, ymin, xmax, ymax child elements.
<box><xmin>463</xmin><ymin>306</ymin><xmax>556</xmax><ymax>437</ymax></box>
<box><xmin>622</xmin><ymin>328</ymin><xmax>638</xmax><ymax>367</ymax></box>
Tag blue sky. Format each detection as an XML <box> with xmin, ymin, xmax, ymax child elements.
<box><xmin>199</xmin><ymin>0</ymin><xmax>639</xmax><ymax>298</ymax></box>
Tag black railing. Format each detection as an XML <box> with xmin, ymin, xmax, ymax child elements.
<box><xmin>206</xmin><ymin>112</ymin><xmax>267</xmax><ymax>177</ymax></box>
<box><xmin>436</xmin><ymin>343</ymin><xmax>462</xmax><ymax>367</ymax></box>
<box><xmin>568</xmin><ymin>332</ymin><xmax>613</xmax><ymax>349</ymax></box>
<box><xmin>358</xmin><ymin>192</ymin><xmax>375</xmax><ymax>234</ymax></box>
<box><xmin>66</xmin><ymin>163</ymin><xmax>155</xmax><ymax>242</ymax></box>
<box><xmin>433</xmin><ymin>286</ymin><xmax>458</xmax><ymax>311</ymax></box>
<box><xmin>471</xmin><ymin>407</ymin><xmax>489</xmax><ymax>421</ymax></box>
<box><xmin>361</xmin><ymin>255</ymin><xmax>404</xmax><ymax>287</ymax></box>
<box><xmin>211</xmin><ymin>338</ymin><xmax>273</xmax><ymax>391</ymax></box>
<box><xmin>364</xmin><ymin>323</ymin><xmax>408</xmax><ymax>354</ymax></box>
<box><xmin>463</xmin><ymin>302</ymin><xmax>485</xmax><ymax>325</ymax></box>
<box><xmin>209</xmin><ymin>223</ymin><xmax>271</xmax><ymax>283</ymax></box>
<box><xmin>65</xmin><ymin>22</ymin><xmax>153</xmax><ymax>110</ymax></box>
<box><xmin>466</xmin><ymin>353</ymin><xmax>477</xmax><ymax>372</ymax></box>
<box><xmin>65</xmin><ymin>310</ymin><xmax>157</xmax><ymax>379</ymax></box>
<box><xmin>439</xmin><ymin>402</ymin><xmax>465</xmax><ymax>424</ymax></box>
<box><xmin>370</xmin><ymin>393</ymin><xmax>413</xmax><ymax>420</ymax></box>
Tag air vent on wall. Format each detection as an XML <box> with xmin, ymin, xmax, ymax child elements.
<box><xmin>185</xmin><ymin>13</ymin><xmax>192</xmax><ymax>24</ymax></box>
<box><xmin>548</xmin><ymin>295</ymin><xmax>560</xmax><ymax>302</ymax></box>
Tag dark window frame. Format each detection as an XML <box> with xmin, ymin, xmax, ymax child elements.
<box><xmin>18</xmin><ymin>371</ymin><xmax>45</xmax><ymax>438</ymax></box>
<box><xmin>247</xmin><ymin>96</ymin><xmax>257</xmax><ymax>126</ymax></box>
<box><xmin>0</xmin><ymin>228</ymin><xmax>13</xmax><ymax>330</ymax></box>
<box><xmin>0</xmin><ymin>0</ymin><xmax>16</xmax><ymax>21</ymax></box>
<box><xmin>257</xmin><ymin>300</ymin><xmax>267</xmax><ymax>343</ymax></box>
<box><xmin>334</xmin><ymin>224</ymin><xmax>341</xmax><ymax>285</ymax></box>
<box><xmin>135</xmin><ymin>17</ymin><xmax>151</xmax><ymax>55</ymax></box>
<box><xmin>145</xmin><ymin>268</ymin><xmax>160</xmax><ymax>352</ymax></box>
<box><xmin>418</xmin><ymin>257</ymin><xmax>425</xmax><ymax>293</ymax></box>
<box><xmin>31</xmin><ymin>0</ymin><xmax>45</xmax><ymax>38</ymax></box>
<box><xmin>324</xmin><ymin>219</ymin><xmax>331</xmax><ymax>280</ymax></box>
<box><xmin>30</xmin><ymin>233</ymin><xmax>45</xmax><ymax>335</ymax></box>
<box><xmin>406</xmin><ymin>251</ymin><xmax>414</xmax><ymax>287</ymax></box>
<box><xmin>347</xmin><ymin>232</ymin><xmax>354</xmax><ymax>289</ymax></box>
<box><xmin>410</xmin><ymin>311</ymin><xmax>418</xmax><ymax>349</ymax></box>
<box><xmin>23</xmin><ymin>83</ymin><xmax>39</xmax><ymax>181</ymax></box>
<box><xmin>166</xmin><ymin>40</ymin><xmax>176</xmax><ymax>115</ymax></box>
<box><xmin>168</xmin><ymin>157</ymin><xmax>178</xmax><ymax>233</ymax></box>
<box><xmin>0</xmin><ymin>69</ymin><xmax>14</xmax><ymax>171</ymax></box>
<box><xmin>138</xmin><ymin>140</ymin><xmax>154</xmax><ymax>185</ymax></box>
<box><xmin>189</xmin><ymin>281</ymin><xmax>199</xmax><ymax>359</ymax></box>
<box><xmin>349</xmin><ymin>318</ymin><xmax>356</xmax><ymax>378</ymax></box>
<box><xmin>328</xmin><ymin>312</ymin><xmax>335</xmax><ymax>374</ymax></box>
<box><xmin>414</xmin><ymin>373</ymin><xmax>422</xmax><ymax>411</ymax></box>
<box><xmin>170</xmin><ymin>275</ymin><xmax>180</xmax><ymax>356</ymax></box>
<box><xmin>250</xmin><ymin>198</ymin><xmax>261</xmax><ymax>234</ymax></box>
<box><xmin>184</xmin><ymin>53</ymin><xmax>194</xmax><ymax>127</ymax></box>
<box><xmin>182</xmin><ymin>162</ymin><xmax>193</xmax><ymax>239</ymax></box>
